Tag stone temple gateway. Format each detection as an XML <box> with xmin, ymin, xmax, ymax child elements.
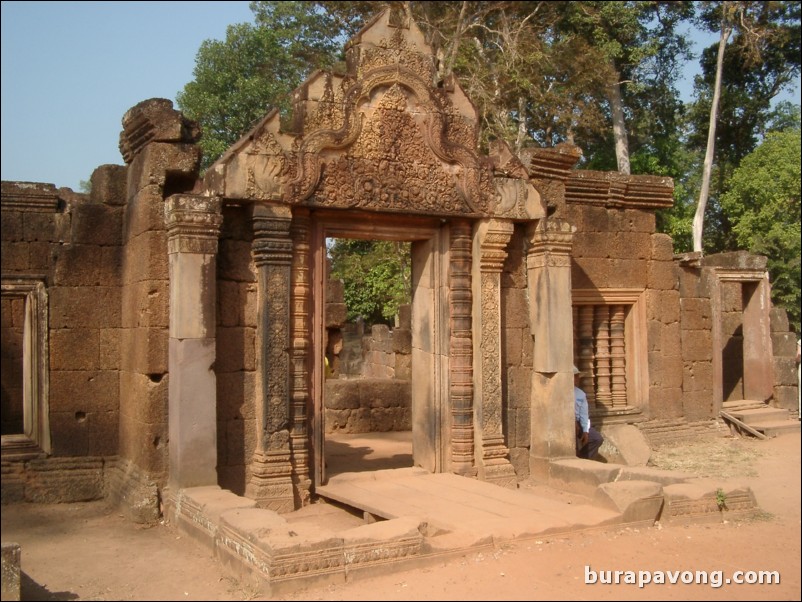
<box><xmin>1</xmin><ymin>7</ymin><xmax>799</xmax><ymax>585</ymax></box>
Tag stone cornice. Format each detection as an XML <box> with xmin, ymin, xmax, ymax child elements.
<box><xmin>565</xmin><ymin>170</ymin><xmax>674</xmax><ymax>209</ymax></box>
<box><xmin>1</xmin><ymin>181</ymin><xmax>60</xmax><ymax>212</ymax></box>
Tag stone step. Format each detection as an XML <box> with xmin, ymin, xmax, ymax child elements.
<box><xmin>721</xmin><ymin>399</ymin><xmax>766</xmax><ymax>412</ymax></box>
<box><xmin>728</xmin><ymin>407</ymin><xmax>790</xmax><ymax>425</ymax></box>
<box><xmin>754</xmin><ymin>420</ymin><xmax>801</xmax><ymax>438</ymax></box>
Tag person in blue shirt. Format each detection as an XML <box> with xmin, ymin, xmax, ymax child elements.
<box><xmin>574</xmin><ymin>365</ymin><xmax>604</xmax><ymax>459</ymax></box>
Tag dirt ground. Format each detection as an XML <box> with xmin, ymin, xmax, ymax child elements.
<box><xmin>2</xmin><ymin>430</ymin><xmax>800</xmax><ymax>602</ymax></box>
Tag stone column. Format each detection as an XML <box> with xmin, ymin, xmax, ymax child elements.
<box><xmin>246</xmin><ymin>203</ymin><xmax>295</xmax><ymax>512</ymax></box>
<box><xmin>526</xmin><ymin>219</ymin><xmax>576</xmax><ymax>480</ymax></box>
<box><xmin>289</xmin><ymin>208</ymin><xmax>312</xmax><ymax>506</ymax></box>
<box><xmin>472</xmin><ymin>219</ymin><xmax>517</xmax><ymax>487</ymax></box>
<box><xmin>165</xmin><ymin>194</ymin><xmax>223</xmax><ymax>490</ymax></box>
<box><xmin>450</xmin><ymin>220</ymin><xmax>476</xmax><ymax>477</ymax></box>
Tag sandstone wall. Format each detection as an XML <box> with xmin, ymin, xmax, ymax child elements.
<box><xmin>1</xmin><ymin>169</ymin><xmax>125</xmax><ymax>503</ymax></box>
<box><xmin>215</xmin><ymin>204</ymin><xmax>258</xmax><ymax>495</ymax></box>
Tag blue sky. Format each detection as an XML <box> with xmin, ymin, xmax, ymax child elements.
<box><xmin>2</xmin><ymin>1</ymin><xmax>799</xmax><ymax>192</ymax></box>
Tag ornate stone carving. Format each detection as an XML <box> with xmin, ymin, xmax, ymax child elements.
<box><xmin>289</xmin><ymin>209</ymin><xmax>312</xmax><ymax>506</ymax></box>
<box><xmin>526</xmin><ymin>218</ymin><xmax>574</xmax><ymax>270</ymax></box>
<box><xmin>475</xmin><ymin>219</ymin><xmax>516</xmax><ymax>487</ymax></box>
<box><xmin>164</xmin><ymin>195</ymin><xmax>223</xmax><ymax>255</ymax></box>
<box><xmin>449</xmin><ymin>220</ymin><xmax>476</xmax><ymax>477</ymax></box>
<box><xmin>248</xmin><ymin>204</ymin><xmax>295</xmax><ymax>510</ymax></box>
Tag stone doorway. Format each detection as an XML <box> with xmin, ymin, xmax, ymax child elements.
<box><xmin>310</xmin><ymin>212</ymin><xmax>450</xmax><ymax>488</ymax></box>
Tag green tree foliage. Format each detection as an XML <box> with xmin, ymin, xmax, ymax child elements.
<box><xmin>176</xmin><ymin>1</ymin><xmax>349</xmax><ymax>169</ymax></box>
<box><xmin>686</xmin><ymin>0</ymin><xmax>801</xmax><ymax>251</ymax></box>
<box><xmin>328</xmin><ymin>239</ymin><xmax>412</xmax><ymax>326</ymax></box>
<box><xmin>719</xmin><ymin>125</ymin><xmax>801</xmax><ymax>331</ymax></box>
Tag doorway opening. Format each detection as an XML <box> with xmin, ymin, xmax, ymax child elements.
<box><xmin>322</xmin><ymin>237</ymin><xmax>414</xmax><ymax>477</ymax></box>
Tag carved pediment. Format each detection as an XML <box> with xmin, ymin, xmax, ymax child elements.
<box><xmin>205</xmin><ymin>8</ymin><xmax>544</xmax><ymax>220</ymax></box>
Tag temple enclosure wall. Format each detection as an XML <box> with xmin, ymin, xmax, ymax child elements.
<box><xmin>1</xmin><ymin>8</ymin><xmax>797</xmax><ymax>518</ymax></box>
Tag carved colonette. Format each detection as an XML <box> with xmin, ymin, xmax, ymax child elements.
<box><xmin>289</xmin><ymin>208</ymin><xmax>312</xmax><ymax>505</ymax></box>
<box><xmin>473</xmin><ymin>219</ymin><xmax>517</xmax><ymax>487</ymax></box>
<box><xmin>246</xmin><ymin>204</ymin><xmax>295</xmax><ymax>512</ymax></box>
<box><xmin>164</xmin><ymin>194</ymin><xmax>223</xmax><ymax>490</ymax></box>
<box><xmin>449</xmin><ymin>220</ymin><xmax>476</xmax><ymax>476</ymax></box>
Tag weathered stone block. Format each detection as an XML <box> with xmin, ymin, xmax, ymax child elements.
<box><xmin>0</xmin><ymin>241</ymin><xmax>29</xmax><ymax>271</ymax></box>
<box><xmin>503</xmin><ymin>327</ymin><xmax>523</xmax><ymax>366</ymax></box>
<box><xmin>216</xmin><ymin>326</ymin><xmax>256</xmax><ymax>373</ymax></box>
<box><xmin>648</xmin><ymin>387</ymin><xmax>683</xmax><ymax>419</ymax></box>
<box><xmin>648</xmin><ymin>260</ymin><xmax>677</xmax><ymax>291</ymax></box>
<box><xmin>1</xmin><ymin>211</ymin><xmax>23</xmax><ymax>242</ymax></box>
<box><xmin>720</xmin><ymin>281</ymin><xmax>743</xmax><ymax>312</ymax></box>
<box><xmin>119</xmin><ymin>370</ymin><xmax>169</xmax><ymax>424</ymax></box>
<box><xmin>773</xmin><ymin>385</ymin><xmax>798</xmax><ymax>411</ymax></box>
<box><xmin>326</xmin><ymin>278</ymin><xmax>345</xmax><ymax>304</ymax></box>
<box><xmin>99</xmin><ymin>328</ymin><xmax>121</xmax><ymax>370</ymax></box>
<box><xmin>613</xmin><ymin>232</ymin><xmax>652</xmax><ymax>260</ymax></box>
<box><xmin>326</xmin><ymin>303</ymin><xmax>347</xmax><ymax>327</ymax></box>
<box><xmin>645</xmin><ymin>289</ymin><xmax>680</xmax><ymax>325</ymax></box>
<box><xmin>682</xmin><ymin>361</ymin><xmax>714</xmax><ymax>391</ymax></box>
<box><xmin>680</xmin><ymin>297</ymin><xmax>712</xmax><ymax>330</ymax></box>
<box><xmin>572</xmin><ymin>232</ymin><xmax>610</xmax><ymax>259</ymax></box>
<box><xmin>392</xmin><ymin>328</ymin><xmax>412</xmax><ymax>354</ymax></box>
<box><xmin>89</xmin><ymin>164</ymin><xmax>128</xmax><ymax>206</ymax></box>
<box><xmin>648</xmin><ymin>353</ymin><xmax>683</xmax><ymax>388</ymax></box>
<box><xmin>49</xmin><ymin>369</ymin><xmax>119</xmax><ymax>412</ymax></box>
<box><xmin>50</xmin><ymin>328</ymin><xmax>100</xmax><ymax>370</ymax></box>
<box><xmin>502</xmin><ymin>288</ymin><xmax>529</xmax><ymax>329</ymax></box>
<box><xmin>242</xmin><ymin>283</ymin><xmax>258</xmax><ymax>327</ymax></box>
<box><xmin>394</xmin><ymin>354</ymin><xmax>412</xmax><ymax>380</ymax></box>
<box><xmin>124</xmin><ymin>184</ymin><xmax>165</xmax><ymax>238</ymax></box>
<box><xmin>681</xmin><ymin>329</ymin><xmax>713</xmax><ymax>362</ymax></box>
<box><xmin>678</xmin><ymin>266</ymin><xmax>703</xmax><ymax>298</ymax></box>
<box><xmin>127</xmin><ymin>142</ymin><xmax>201</xmax><ymax>194</ymax></box>
<box><xmin>508</xmin><ymin>447</ymin><xmax>529</xmax><ymax>480</ymax></box>
<box><xmin>609</xmin><ymin>258</ymin><xmax>648</xmax><ymax>288</ymax></box>
<box><xmin>217</xmin><ymin>371</ymin><xmax>256</xmax><ymax>421</ymax></box>
<box><xmin>119</xmin><ymin>327</ymin><xmax>168</xmax><ymax>374</ymax></box>
<box><xmin>682</xmin><ymin>390</ymin><xmax>715</xmax><ymax>421</ymax></box>
<box><xmin>769</xmin><ymin>307</ymin><xmax>790</xmax><ymax>332</ymax></box>
<box><xmin>396</xmin><ymin>303</ymin><xmax>412</xmax><ymax>329</ymax></box>
<box><xmin>22</xmin><ymin>211</ymin><xmax>57</xmax><ymax>242</ymax></box>
<box><xmin>218</xmin><ymin>239</ymin><xmax>257</xmax><ymax>282</ymax></box>
<box><xmin>772</xmin><ymin>357</ymin><xmax>797</xmax><ymax>386</ymax></box>
<box><xmin>506</xmin><ymin>365</ymin><xmax>532</xmax><ymax>409</ymax></box>
<box><xmin>217</xmin><ymin>279</ymin><xmax>241</xmax><ymax>328</ymax></box>
<box><xmin>651</xmin><ymin>233</ymin><xmax>674</xmax><ymax>261</ymax></box>
<box><xmin>72</xmin><ymin>203</ymin><xmax>122</xmax><ymax>246</ymax></box>
<box><xmin>571</xmin><ymin>257</ymin><xmax>610</xmax><ymax>289</ymax></box>
<box><xmin>325</xmin><ymin>380</ymin><xmax>361</xmax><ymax>410</ymax></box>
<box><xmin>49</xmin><ymin>286</ymin><xmax>121</xmax><ymax>329</ymax></box>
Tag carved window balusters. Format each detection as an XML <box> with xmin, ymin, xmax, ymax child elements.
<box><xmin>573</xmin><ymin>303</ymin><xmax>631</xmax><ymax>410</ymax></box>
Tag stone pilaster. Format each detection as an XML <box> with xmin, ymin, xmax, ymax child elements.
<box><xmin>246</xmin><ymin>203</ymin><xmax>295</xmax><ymax>512</ymax></box>
<box><xmin>472</xmin><ymin>219</ymin><xmax>517</xmax><ymax>487</ymax></box>
<box><xmin>526</xmin><ymin>218</ymin><xmax>576</xmax><ymax>480</ymax></box>
<box><xmin>289</xmin><ymin>208</ymin><xmax>312</xmax><ymax>506</ymax></box>
<box><xmin>165</xmin><ymin>194</ymin><xmax>223</xmax><ymax>490</ymax></box>
<box><xmin>449</xmin><ymin>220</ymin><xmax>476</xmax><ymax>477</ymax></box>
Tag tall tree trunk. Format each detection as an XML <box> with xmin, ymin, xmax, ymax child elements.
<box><xmin>693</xmin><ymin>8</ymin><xmax>733</xmax><ymax>253</ymax></box>
<box><xmin>609</xmin><ymin>68</ymin><xmax>631</xmax><ymax>175</ymax></box>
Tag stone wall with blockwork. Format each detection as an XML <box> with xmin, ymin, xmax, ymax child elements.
<box><xmin>771</xmin><ymin>308</ymin><xmax>800</xmax><ymax>417</ymax></box>
<box><xmin>564</xmin><ymin>180</ymin><xmax>683</xmax><ymax>424</ymax></box>
<box><xmin>1</xmin><ymin>170</ymin><xmax>125</xmax><ymax>504</ymax></box>
<box><xmin>500</xmin><ymin>224</ymin><xmax>533</xmax><ymax>478</ymax></box>
<box><xmin>215</xmin><ymin>204</ymin><xmax>258</xmax><ymax>496</ymax></box>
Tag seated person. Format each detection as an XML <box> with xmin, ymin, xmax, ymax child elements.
<box><xmin>573</xmin><ymin>365</ymin><xmax>604</xmax><ymax>459</ymax></box>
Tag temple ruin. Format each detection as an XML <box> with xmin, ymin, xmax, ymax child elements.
<box><xmin>2</xmin><ymin>7</ymin><xmax>799</xmax><ymax>593</ymax></box>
